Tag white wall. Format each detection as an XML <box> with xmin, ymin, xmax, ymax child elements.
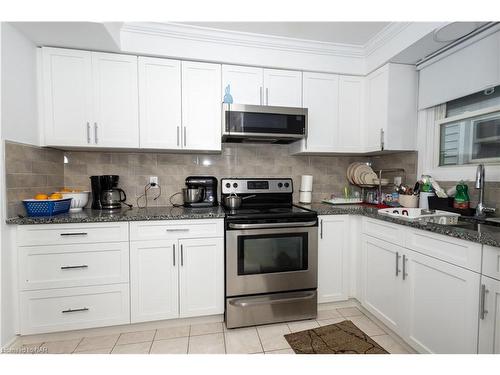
<box><xmin>1</xmin><ymin>22</ymin><xmax>39</xmax><ymax>145</ymax></box>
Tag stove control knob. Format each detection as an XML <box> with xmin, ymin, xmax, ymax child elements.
<box><xmin>284</xmin><ymin>182</ymin><xmax>290</xmax><ymax>188</ymax></box>
<box><xmin>225</xmin><ymin>183</ymin><xmax>231</xmax><ymax>188</ymax></box>
<box><xmin>278</xmin><ymin>182</ymin><xmax>283</xmax><ymax>188</ymax></box>
<box><xmin>233</xmin><ymin>183</ymin><xmax>238</xmax><ymax>188</ymax></box>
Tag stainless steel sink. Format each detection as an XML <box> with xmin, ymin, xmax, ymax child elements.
<box><xmin>437</xmin><ymin>217</ymin><xmax>500</xmax><ymax>234</ymax></box>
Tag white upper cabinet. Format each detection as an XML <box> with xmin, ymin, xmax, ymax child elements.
<box><xmin>42</xmin><ymin>48</ymin><xmax>139</xmax><ymax>148</ymax></box>
<box><xmin>263</xmin><ymin>68</ymin><xmax>302</xmax><ymax>107</ymax></box>
<box><xmin>419</xmin><ymin>31</ymin><xmax>500</xmax><ymax>110</ymax></box>
<box><xmin>338</xmin><ymin>76</ymin><xmax>364</xmax><ymax>152</ymax></box>
<box><xmin>91</xmin><ymin>52</ymin><xmax>139</xmax><ymax>148</ymax></box>
<box><xmin>299</xmin><ymin>72</ymin><xmax>339</xmax><ymax>152</ymax></box>
<box><xmin>42</xmin><ymin>48</ymin><xmax>93</xmax><ymax>147</ymax></box>
<box><xmin>364</xmin><ymin>63</ymin><xmax>417</xmax><ymax>152</ymax></box>
<box><xmin>138</xmin><ymin>57</ymin><xmax>182</xmax><ymax>149</ymax></box>
<box><xmin>222</xmin><ymin>65</ymin><xmax>263</xmax><ymax>105</ymax></box>
<box><xmin>181</xmin><ymin>61</ymin><xmax>222</xmax><ymax>151</ymax></box>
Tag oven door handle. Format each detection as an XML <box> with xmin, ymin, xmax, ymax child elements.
<box><xmin>228</xmin><ymin>221</ymin><xmax>317</xmax><ymax>229</ymax></box>
<box><xmin>228</xmin><ymin>291</ymin><xmax>316</xmax><ymax>307</ymax></box>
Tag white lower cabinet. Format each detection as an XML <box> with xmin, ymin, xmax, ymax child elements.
<box><xmin>130</xmin><ymin>241</ymin><xmax>179</xmax><ymax>323</ymax></box>
<box><xmin>129</xmin><ymin>220</ymin><xmax>224</xmax><ymax>324</ymax></box>
<box><xmin>479</xmin><ymin>275</ymin><xmax>500</xmax><ymax>354</ymax></box>
<box><xmin>360</xmin><ymin>229</ymin><xmax>481</xmax><ymax>354</ymax></box>
<box><xmin>317</xmin><ymin>215</ymin><xmax>349</xmax><ymax>303</ymax></box>
<box><xmin>404</xmin><ymin>249</ymin><xmax>480</xmax><ymax>354</ymax></box>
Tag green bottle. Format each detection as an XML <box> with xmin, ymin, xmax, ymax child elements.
<box><xmin>454</xmin><ymin>181</ymin><xmax>470</xmax><ymax>209</ymax></box>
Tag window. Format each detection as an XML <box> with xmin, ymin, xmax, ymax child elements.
<box><xmin>438</xmin><ymin>86</ymin><xmax>500</xmax><ymax>166</ymax></box>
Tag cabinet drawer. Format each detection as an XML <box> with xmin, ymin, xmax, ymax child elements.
<box><xmin>405</xmin><ymin>229</ymin><xmax>481</xmax><ymax>272</ymax></box>
<box><xmin>130</xmin><ymin>219</ymin><xmax>224</xmax><ymax>241</ymax></box>
<box><xmin>483</xmin><ymin>245</ymin><xmax>500</xmax><ymax>281</ymax></box>
<box><xmin>20</xmin><ymin>284</ymin><xmax>130</xmax><ymax>335</ymax></box>
<box><xmin>19</xmin><ymin>242</ymin><xmax>129</xmax><ymax>291</ymax></box>
<box><xmin>362</xmin><ymin>217</ymin><xmax>405</xmax><ymax>246</ymax></box>
<box><xmin>17</xmin><ymin>223</ymin><xmax>129</xmax><ymax>246</ymax></box>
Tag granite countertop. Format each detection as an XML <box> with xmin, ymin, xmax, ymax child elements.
<box><xmin>7</xmin><ymin>202</ymin><xmax>500</xmax><ymax>248</ymax></box>
<box><xmin>298</xmin><ymin>203</ymin><xmax>500</xmax><ymax>248</ymax></box>
<box><xmin>6</xmin><ymin>206</ymin><xmax>226</xmax><ymax>225</ymax></box>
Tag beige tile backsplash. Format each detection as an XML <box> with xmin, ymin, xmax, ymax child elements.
<box><xmin>8</xmin><ymin>140</ymin><xmax>496</xmax><ymax>216</ymax></box>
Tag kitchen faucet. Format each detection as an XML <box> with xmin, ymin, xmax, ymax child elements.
<box><xmin>475</xmin><ymin>164</ymin><xmax>496</xmax><ymax>218</ymax></box>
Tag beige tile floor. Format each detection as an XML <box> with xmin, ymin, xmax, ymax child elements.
<box><xmin>6</xmin><ymin>304</ymin><xmax>416</xmax><ymax>355</ymax></box>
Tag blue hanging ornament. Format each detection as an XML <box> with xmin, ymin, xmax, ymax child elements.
<box><xmin>223</xmin><ymin>84</ymin><xmax>234</xmax><ymax>104</ymax></box>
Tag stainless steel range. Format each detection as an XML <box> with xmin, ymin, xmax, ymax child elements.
<box><xmin>222</xmin><ymin>178</ymin><xmax>318</xmax><ymax>329</ymax></box>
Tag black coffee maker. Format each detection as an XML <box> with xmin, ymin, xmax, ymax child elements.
<box><xmin>184</xmin><ymin>176</ymin><xmax>218</xmax><ymax>207</ymax></box>
<box><xmin>90</xmin><ymin>175</ymin><xmax>127</xmax><ymax>210</ymax></box>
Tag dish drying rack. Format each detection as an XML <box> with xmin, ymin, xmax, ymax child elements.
<box><xmin>354</xmin><ymin>163</ymin><xmax>406</xmax><ymax>205</ymax></box>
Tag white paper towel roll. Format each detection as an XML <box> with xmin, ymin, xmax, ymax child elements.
<box><xmin>299</xmin><ymin>191</ymin><xmax>312</xmax><ymax>204</ymax></box>
<box><xmin>300</xmin><ymin>175</ymin><xmax>313</xmax><ymax>192</ymax></box>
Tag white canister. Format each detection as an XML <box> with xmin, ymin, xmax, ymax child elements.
<box><xmin>300</xmin><ymin>175</ymin><xmax>313</xmax><ymax>192</ymax></box>
<box><xmin>299</xmin><ymin>191</ymin><xmax>312</xmax><ymax>204</ymax></box>
<box><xmin>419</xmin><ymin>192</ymin><xmax>435</xmax><ymax>209</ymax></box>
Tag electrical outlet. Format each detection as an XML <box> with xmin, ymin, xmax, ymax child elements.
<box><xmin>149</xmin><ymin>176</ymin><xmax>159</xmax><ymax>187</ymax></box>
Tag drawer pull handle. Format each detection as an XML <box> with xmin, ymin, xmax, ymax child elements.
<box><xmin>166</xmin><ymin>229</ymin><xmax>189</xmax><ymax>232</ymax></box>
<box><xmin>61</xmin><ymin>265</ymin><xmax>88</xmax><ymax>270</ymax></box>
<box><xmin>62</xmin><ymin>307</ymin><xmax>89</xmax><ymax>314</ymax></box>
<box><xmin>60</xmin><ymin>232</ymin><xmax>88</xmax><ymax>236</ymax></box>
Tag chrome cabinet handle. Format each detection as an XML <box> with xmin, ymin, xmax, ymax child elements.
<box><xmin>402</xmin><ymin>254</ymin><xmax>408</xmax><ymax>280</ymax></box>
<box><xmin>60</xmin><ymin>232</ymin><xmax>88</xmax><ymax>236</ymax></box>
<box><xmin>380</xmin><ymin>128</ymin><xmax>385</xmax><ymax>150</ymax></box>
<box><xmin>62</xmin><ymin>307</ymin><xmax>89</xmax><ymax>314</ymax></box>
<box><xmin>320</xmin><ymin>219</ymin><xmax>323</xmax><ymax>239</ymax></box>
<box><xmin>183</xmin><ymin>127</ymin><xmax>187</xmax><ymax>147</ymax></box>
<box><xmin>260</xmin><ymin>87</ymin><xmax>263</xmax><ymax>105</ymax></box>
<box><xmin>173</xmin><ymin>244</ymin><xmax>176</xmax><ymax>266</ymax></box>
<box><xmin>395</xmin><ymin>252</ymin><xmax>401</xmax><ymax>277</ymax></box>
<box><xmin>94</xmin><ymin>122</ymin><xmax>98</xmax><ymax>144</ymax></box>
<box><xmin>480</xmin><ymin>284</ymin><xmax>489</xmax><ymax>320</ymax></box>
<box><xmin>180</xmin><ymin>244</ymin><xmax>184</xmax><ymax>266</ymax></box>
<box><xmin>86</xmin><ymin>122</ymin><xmax>91</xmax><ymax>143</ymax></box>
<box><xmin>266</xmin><ymin>88</ymin><xmax>269</xmax><ymax>105</ymax></box>
<box><xmin>166</xmin><ymin>228</ymin><xmax>189</xmax><ymax>232</ymax></box>
<box><xmin>61</xmin><ymin>265</ymin><xmax>88</xmax><ymax>270</ymax></box>
<box><xmin>177</xmin><ymin>126</ymin><xmax>180</xmax><ymax>146</ymax></box>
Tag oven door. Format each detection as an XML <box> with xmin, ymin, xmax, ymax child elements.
<box><xmin>225</xmin><ymin>221</ymin><xmax>318</xmax><ymax>297</ymax></box>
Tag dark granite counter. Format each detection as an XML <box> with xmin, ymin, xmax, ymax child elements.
<box><xmin>298</xmin><ymin>203</ymin><xmax>500</xmax><ymax>248</ymax></box>
<box><xmin>6</xmin><ymin>206</ymin><xmax>226</xmax><ymax>225</ymax></box>
<box><xmin>7</xmin><ymin>202</ymin><xmax>500</xmax><ymax>248</ymax></box>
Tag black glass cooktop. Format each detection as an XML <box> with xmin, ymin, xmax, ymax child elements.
<box><xmin>224</xmin><ymin>205</ymin><xmax>317</xmax><ymax>221</ymax></box>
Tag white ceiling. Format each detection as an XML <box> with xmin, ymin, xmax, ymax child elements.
<box><xmin>179</xmin><ymin>22</ymin><xmax>391</xmax><ymax>45</ymax></box>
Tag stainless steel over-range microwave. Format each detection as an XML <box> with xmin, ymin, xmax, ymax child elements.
<box><xmin>222</xmin><ymin>103</ymin><xmax>308</xmax><ymax>144</ymax></box>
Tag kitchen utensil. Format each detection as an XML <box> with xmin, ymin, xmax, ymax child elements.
<box><xmin>413</xmin><ymin>181</ymin><xmax>421</xmax><ymax>195</ymax></box>
<box><xmin>182</xmin><ymin>187</ymin><xmax>204</xmax><ymax>203</ymax></box>
<box><xmin>223</xmin><ymin>193</ymin><xmax>257</xmax><ymax>209</ymax></box>
<box><xmin>101</xmin><ymin>188</ymin><xmax>127</xmax><ymax>210</ymax></box>
<box><xmin>399</xmin><ymin>194</ymin><xmax>419</xmax><ymax>208</ymax></box>
<box><xmin>61</xmin><ymin>191</ymin><xmax>90</xmax><ymax>212</ymax></box>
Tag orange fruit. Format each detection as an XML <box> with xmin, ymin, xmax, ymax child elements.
<box><xmin>34</xmin><ymin>194</ymin><xmax>49</xmax><ymax>200</ymax></box>
<box><xmin>49</xmin><ymin>193</ymin><xmax>63</xmax><ymax>200</ymax></box>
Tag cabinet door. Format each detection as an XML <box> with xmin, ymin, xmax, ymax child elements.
<box><xmin>361</xmin><ymin>235</ymin><xmax>404</xmax><ymax>333</ymax></box>
<box><xmin>478</xmin><ymin>275</ymin><xmax>500</xmax><ymax>354</ymax></box>
<box><xmin>222</xmin><ymin>65</ymin><xmax>263</xmax><ymax>105</ymax></box>
<box><xmin>130</xmin><ymin>241</ymin><xmax>178</xmax><ymax>323</ymax></box>
<box><xmin>263</xmin><ymin>69</ymin><xmax>302</xmax><ymax>107</ymax></box>
<box><xmin>181</xmin><ymin>61</ymin><xmax>222</xmax><ymax>151</ymax></box>
<box><xmin>92</xmin><ymin>52</ymin><xmax>139</xmax><ymax>148</ymax></box>
<box><xmin>179</xmin><ymin>237</ymin><xmax>224</xmax><ymax>318</ymax></box>
<box><xmin>317</xmin><ymin>216</ymin><xmax>349</xmax><ymax>302</ymax></box>
<box><xmin>138</xmin><ymin>57</ymin><xmax>182</xmax><ymax>149</ymax></box>
<box><xmin>338</xmin><ymin>75</ymin><xmax>364</xmax><ymax>152</ymax></box>
<box><xmin>302</xmin><ymin>72</ymin><xmax>338</xmax><ymax>152</ymax></box>
<box><xmin>42</xmin><ymin>48</ymin><xmax>93</xmax><ymax>147</ymax></box>
<box><xmin>404</xmin><ymin>249</ymin><xmax>480</xmax><ymax>353</ymax></box>
<box><xmin>364</xmin><ymin>65</ymin><xmax>388</xmax><ymax>152</ymax></box>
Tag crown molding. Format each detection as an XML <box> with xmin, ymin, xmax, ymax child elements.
<box><xmin>121</xmin><ymin>22</ymin><xmax>366</xmax><ymax>58</ymax></box>
<box><xmin>363</xmin><ymin>22</ymin><xmax>413</xmax><ymax>56</ymax></box>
